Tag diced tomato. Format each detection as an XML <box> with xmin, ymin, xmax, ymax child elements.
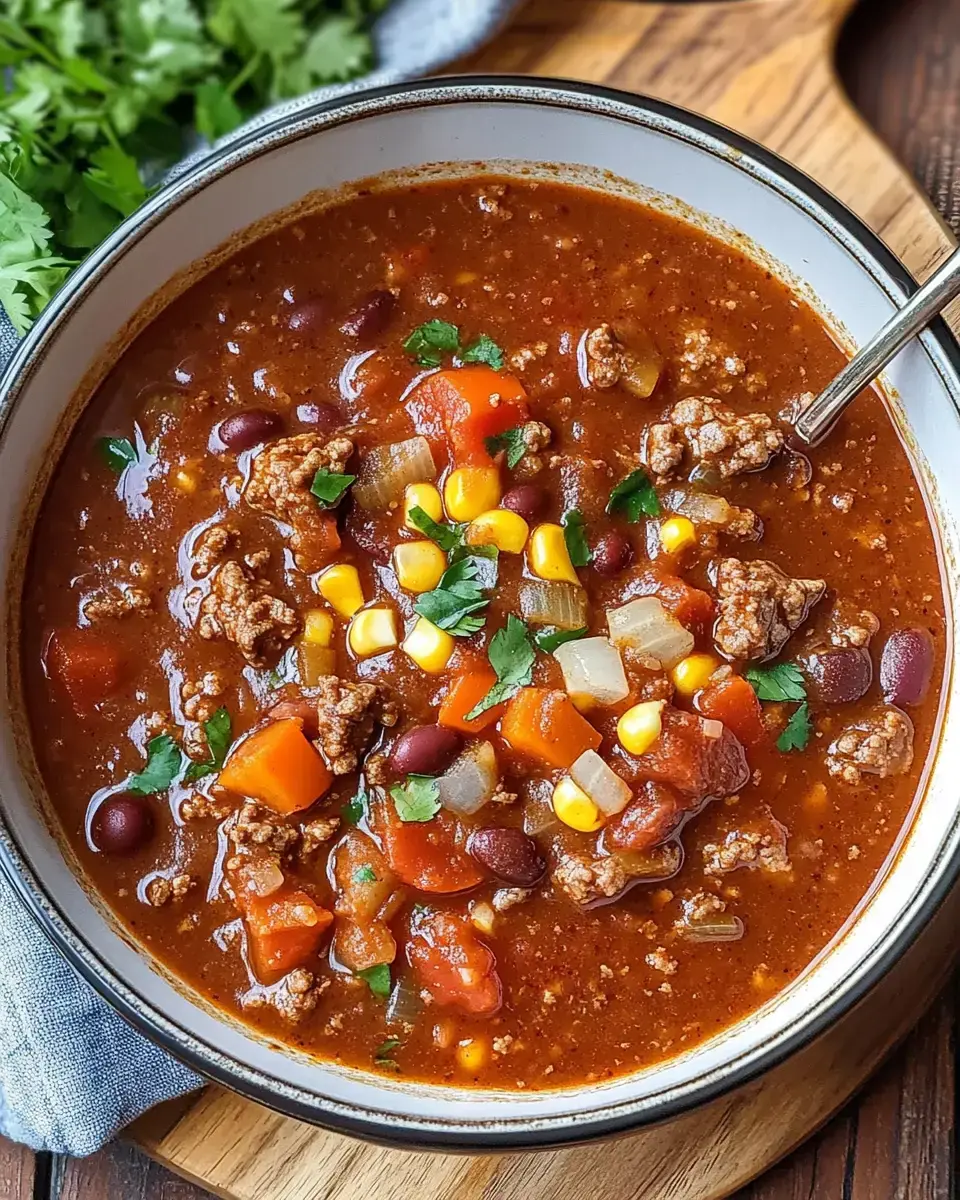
<box><xmin>294</xmin><ymin>511</ymin><xmax>341</xmax><ymax>573</ymax></box>
<box><xmin>407</xmin><ymin>908</ymin><xmax>502</xmax><ymax>1015</ymax></box>
<box><xmin>616</xmin><ymin>707</ymin><xmax>749</xmax><ymax>801</ymax></box>
<box><xmin>630</xmin><ymin>569</ymin><xmax>714</xmax><ymax>631</ymax></box>
<box><xmin>45</xmin><ymin>629</ymin><xmax>124</xmax><ymax>714</ymax></box>
<box><xmin>500</xmin><ymin>687</ymin><xmax>602</xmax><ymax>769</ymax></box>
<box><xmin>605</xmin><ymin>782</ymin><xmax>685</xmax><ymax>853</ymax></box>
<box><xmin>375</xmin><ymin>797</ymin><xmax>485</xmax><ymax>893</ymax></box>
<box><xmin>239</xmin><ymin>887</ymin><xmax>333</xmax><ymax>984</ymax></box>
<box><xmin>697</xmin><ymin>676</ymin><xmax>766</xmax><ymax>747</ymax></box>
<box><xmin>405</xmin><ymin>366</ymin><xmax>529</xmax><ymax>467</ymax></box>
<box><xmin>438</xmin><ymin>659</ymin><xmax>505</xmax><ymax>733</ymax></box>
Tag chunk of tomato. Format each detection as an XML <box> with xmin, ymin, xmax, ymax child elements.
<box><xmin>615</xmin><ymin>707</ymin><xmax>749</xmax><ymax>801</ymax></box>
<box><xmin>697</xmin><ymin>676</ymin><xmax>766</xmax><ymax>747</ymax></box>
<box><xmin>239</xmin><ymin>887</ymin><xmax>333</xmax><ymax>984</ymax></box>
<box><xmin>405</xmin><ymin>366</ymin><xmax>529</xmax><ymax>467</ymax></box>
<box><xmin>375</xmin><ymin>798</ymin><xmax>485</xmax><ymax>894</ymax></box>
<box><xmin>45</xmin><ymin>629</ymin><xmax>124</xmax><ymax>714</ymax></box>
<box><xmin>629</xmin><ymin>569</ymin><xmax>714</xmax><ymax>631</ymax></box>
<box><xmin>605</xmin><ymin>781</ymin><xmax>685</xmax><ymax>853</ymax></box>
<box><xmin>407</xmin><ymin>908</ymin><xmax>502</xmax><ymax>1015</ymax></box>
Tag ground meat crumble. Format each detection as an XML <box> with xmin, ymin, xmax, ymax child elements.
<box><xmin>646</xmin><ymin>397</ymin><xmax>783</xmax><ymax>480</ymax></box>
<box><xmin>243</xmin><ymin>969</ymin><xmax>329</xmax><ymax>1022</ymax></box>
<box><xmin>314</xmin><ymin>676</ymin><xmax>397</xmax><ymax>775</ymax></box>
<box><xmin>827</xmin><ymin>706</ymin><xmax>915</xmax><ymax>783</ymax></box>
<box><xmin>703</xmin><ymin>811</ymin><xmax>791</xmax><ymax>876</ymax></box>
<box><xmin>713</xmin><ymin>557</ymin><xmax>825</xmax><ymax>661</ymax></box>
<box><xmin>82</xmin><ymin>583</ymin><xmax>152</xmax><ymax>622</ymax></box>
<box><xmin>198</xmin><ymin>558</ymin><xmax>299</xmax><ymax>667</ymax></box>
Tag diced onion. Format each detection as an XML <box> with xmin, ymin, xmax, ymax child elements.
<box><xmin>680</xmin><ymin>912</ymin><xmax>744</xmax><ymax>943</ymax></box>
<box><xmin>570</xmin><ymin>749</ymin><xmax>632</xmax><ymax>816</ymax></box>
<box><xmin>437</xmin><ymin>741</ymin><xmax>498</xmax><ymax>816</ymax></box>
<box><xmin>555</xmin><ymin>637</ymin><xmax>629</xmax><ymax>707</ymax></box>
<box><xmin>611</xmin><ymin>843</ymin><xmax>683</xmax><ymax>881</ymax></box>
<box><xmin>238</xmin><ymin>858</ymin><xmax>285</xmax><ymax>898</ymax></box>
<box><xmin>353</xmin><ymin>436</ymin><xmax>436</xmax><ymax>510</ymax></box>
<box><xmin>606</xmin><ymin>596</ymin><xmax>694</xmax><ymax>668</ymax></box>
<box><xmin>519</xmin><ymin>580</ymin><xmax>588</xmax><ymax>629</ymax></box>
<box><xmin>664</xmin><ymin>489</ymin><xmax>734</xmax><ymax>528</ymax></box>
<box><xmin>700</xmin><ymin>718</ymin><xmax>724</xmax><ymax>740</ymax></box>
<box><xmin>386</xmin><ymin>975</ymin><xmax>424</xmax><ymax>1025</ymax></box>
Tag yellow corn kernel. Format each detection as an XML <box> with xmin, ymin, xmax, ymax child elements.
<box><xmin>617</xmin><ymin>700</ymin><xmax>665</xmax><ymax>756</ymax></box>
<box><xmin>348</xmin><ymin>607</ymin><xmax>398</xmax><ymax>659</ymax></box>
<box><xmin>455</xmin><ymin>271</ymin><xmax>479</xmax><ymax>285</ymax></box>
<box><xmin>444</xmin><ymin>467</ymin><xmax>501</xmax><ymax>522</ymax></box>
<box><xmin>551</xmin><ymin>776</ymin><xmax>604</xmax><ymax>832</ymax></box>
<box><xmin>317</xmin><ymin>564</ymin><xmax>364</xmax><ymax>619</ymax></box>
<box><xmin>659</xmin><ymin>516</ymin><xmax>697</xmax><ymax>554</ymax></box>
<box><xmin>403</xmin><ymin>482</ymin><xmax>443</xmax><ymax>530</ymax></box>
<box><xmin>456</xmin><ymin>1038</ymin><xmax>489</xmax><ymax>1073</ymax></box>
<box><xmin>402</xmin><ymin>616</ymin><xmax>455</xmax><ymax>674</ymax></box>
<box><xmin>173</xmin><ymin>469</ymin><xmax>197</xmax><ymax>493</ymax></box>
<box><xmin>393</xmin><ymin>540</ymin><xmax>446</xmax><ymax>593</ymax></box>
<box><xmin>302</xmin><ymin>609</ymin><xmax>335</xmax><ymax>647</ymax></box>
<box><xmin>671</xmin><ymin>652</ymin><xmax>720</xmax><ymax>697</ymax></box>
<box><xmin>528</xmin><ymin>523</ymin><xmax>579</xmax><ymax>586</ymax></box>
<box><xmin>465</xmin><ymin>508</ymin><xmax>529</xmax><ymax>554</ymax></box>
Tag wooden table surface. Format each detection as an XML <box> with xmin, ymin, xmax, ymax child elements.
<box><xmin>3</xmin><ymin>0</ymin><xmax>958</xmax><ymax>1195</ymax></box>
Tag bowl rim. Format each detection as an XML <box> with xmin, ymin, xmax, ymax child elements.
<box><xmin>2</xmin><ymin>73</ymin><xmax>960</xmax><ymax>1151</ymax></box>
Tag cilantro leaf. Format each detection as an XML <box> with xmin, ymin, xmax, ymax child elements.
<box><xmin>606</xmin><ymin>468</ymin><xmax>660</xmax><ymax>521</ymax></box>
<box><xmin>413</xmin><ymin>555</ymin><xmax>491</xmax><ymax>637</ymax></box>
<box><xmin>194</xmin><ymin>79</ymin><xmax>244</xmax><ymax>142</ymax></box>
<box><xmin>461</xmin><ymin>333</ymin><xmax>504</xmax><ymax>371</ymax></box>
<box><xmin>310</xmin><ymin>467</ymin><xmax>355</xmax><ymax>506</ymax></box>
<box><xmin>98</xmin><ymin>436</ymin><xmax>138</xmax><ymax>473</ymax></box>
<box><xmin>342</xmin><ymin>782</ymin><xmax>368</xmax><ymax>826</ymax></box>
<box><xmin>390</xmin><ymin>774</ymin><xmax>441</xmax><ymax>823</ymax></box>
<box><xmin>561</xmin><ymin>508</ymin><xmax>592</xmax><ymax>567</ymax></box>
<box><xmin>373</xmin><ymin>1036</ymin><xmax>401</xmax><ymax>1070</ymax></box>
<box><xmin>129</xmin><ymin>734</ymin><xmax>183</xmax><ymax>795</ymax></box>
<box><xmin>465</xmin><ymin>614</ymin><xmax>535</xmax><ymax>720</ymax></box>
<box><xmin>484</xmin><ymin>426</ymin><xmax>527</xmax><ymax>470</ymax></box>
<box><xmin>402</xmin><ymin>320</ymin><xmax>460</xmax><ymax>367</ymax></box>
<box><xmin>353</xmin><ymin>865</ymin><xmax>377</xmax><ymax>884</ymax></box>
<box><xmin>745</xmin><ymin>662</ymin><xmax>807</xmax><ymax>703</ymax></box>
<box><xmin>83</xmin><ymin>146</ymin><xmax>147</xmax><ymax>218</ymax></box>
<box><xmin>183</xmin><ymin>707</ymin><xmax>232</xmax><ymax>782</ymax></box>
<box><xmin>534</xmin><ymin>626</ymin><xmax>588</xmax><ymax>654</ymax></box>
<box><xmin>407</xmin><ymin>505</ymin><xmax>464</xmax><ymax>553</ymax></box>
<box><xmin>777</xmin><ymin>702</ymin><xmax>812</xmax><ymax>752</ymax></box>
<box><xmin>0</xmin><ymin>169</ymin><xmax>71</xmax><ymax>333</ymax></box>
<box><xmin>357</xmin><ymin>962</ymin><xmax>391</xmax><ymax>998</ymax></box>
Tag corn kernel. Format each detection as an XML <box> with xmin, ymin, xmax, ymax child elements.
<box><xmin>617</xmin><ymin>700</ymin><xmax>665</xmax><ymax>756</ymax></box>
<box><xmin>465</xmin><ymin>508</ymin><xmax>529</xmax><ymax>554</ymax></box>
<box><xmin>528</xmin><ymin>523</ymin><xmax>580</xmax><ymax>586</ymax></box>
<box><xmin>659</xmin><ymin>516</ymin><xmax>697</xmax><ymax>554</ymax></box>
<box><xmin>551</xmin><ymin>776</ymin><xmax>604</xmax><ymax>832</ymax></box>
<box><xmin>455</xmin><ymin>271</ymin><xmax>478</xmax><ymax>285</ymax></box>
<box><xmin>456</xmin><ymin>1038</ymin><xmax>489</xmax><ymax>1073</ymax></box>
<box><xmin>402</xmin><ymin>616</ymin><xmax>455</xmax><ymax>674</ymax></box>
<box><xmin>393</xmin><ymin>540</ymin><xmax>446</xmax><ymax>593</ymax></box>
<box><xmin>348</xmin><ymin>607</ymin><xmax>398</xmax><ymax>659</ymax></box>
<box><xmin>671</xmin><ymin>652</ymin><xmax>720</xmax><ymax>697</ymax></box>
<box><xmin>470</xmin><ymin>900</ymin><xmax>497</xmax><ymax>935</ymax></box>
<box><xmin>303</xmin><ymin>609</ymin><xmax>335</xmax><ymax>647</ymax></box>
<box><xmin>173</xmin><ymin>469</ymin><xmax>197</xmax><ymax>493</ymax></box>
<box><xmin>444</xmin><ymin>466</ymin><xmax>501</xmax><ymax>522</ymax></box>
<box><xmin>317</xmin><ymin>564</ymin><xmax>364</xmax><ymax>618</ymax></box>
<box><xmin>403</xmin><ymin>482</ymin><xmax>444</xmax><ymax>530</ymax></box>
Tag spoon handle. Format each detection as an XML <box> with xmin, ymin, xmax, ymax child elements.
<box><xmin>794</xmin><ymin>246</ymin><xmax>960</xmax><ymax>447</ymax></box>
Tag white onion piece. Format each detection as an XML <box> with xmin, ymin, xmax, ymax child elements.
<box><xmin>437</xmin><ymin>741</ymin><xmax>498</xmax><ymax>816</ymax></box>
<box><xmin>700</xmin><ymin>718</ymin><xmax>724</xmax><ymax>740</ymax></box>
<box><xmin>606</xmin><ymin>596</ymin><xmax>694</xmax><ymax>668</ymax></box>
<box><xmin>571</xmin><ymin>750</ymin><xmax>632</xmax><ymax>816</ymax></box>
<box><xmin>519</xmin><ymin>579</ymin><xmax>588</xmax><ymax>629</ymax></box>
<box><xmin>663</xmin><ymin>489</ymin><xmax>733</xmax><ymax>527</ymax></box>
<box><xmin>239</xmin><ymin>858</ymin><xmax>285</xmax><ymax>898</ymax></box>
<box><xmin>386</xmin><ymin>975</ymin><xmax>424</xmax><ymax>1024</ymax></box>
<box><xmin>352</xmin><ymin>436</ymin><xmax>435</xmax><ymax>510</ymax></box>
<box><xmin>680</xmin><ymin>912</ymin><xmax>744</xmax><ymax>943</ymax></box>
<box><xmin>554</xmin><ymin>637</ymin><xmax>629</xmax><ymax>707</ymax></box>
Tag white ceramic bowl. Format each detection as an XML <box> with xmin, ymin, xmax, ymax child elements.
<box><xmin>0</xmin><ymin>78</ymin><xmax>958</xmax><ymax>1149</ymax></box>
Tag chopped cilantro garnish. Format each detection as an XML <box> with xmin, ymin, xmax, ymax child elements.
<box><xmin>561</xmin><ymin>508</ymin><xmax>592</xmax><ymax>567</ymax></box>
<box><xmin>183</xmin><ymin>707</ymin><xmax>233</xmax><ymax>783</ymax></box>
<box><xmin>98</xmin><ymin>436</ymin><xmax>137</xmax><ymax>473</ymax></box>
<box><xmin>310</xmin><ymin>467</ymin><xmax>355</xmax><ymax>506</ymax></box>
<box><xmin>413</xmin><ymin>554</ymin><xmax>492</xmax><ymax>637</ymax></box>
<box><xmin>342</xmin><ymin>783</ymin><xmax>368</xmax><ymax>826</ymax></box>
<box><xmin>406</xmin><ymin>505</ymin><xmax>464</xmax><ymax>553</ymax></box>
<box><xmin>461</xmin><ymin>333</ymin><xmax>504</xmax><ymax>371</ymax></box>
<box><xmin>129</xmin><ymin>735</ymin><xmax>182</xmax><ymax>796</ymax></box>
<box><xmin>357</xmin><ymin>962</ymin><xmax>391</xmax><ymax>998</ymax></box>
<box><xmin>534</xmin><ymin>626</ymin><xmax>589</xmax><ymax>653</ymax></box>
<box><xmin>465</xmin><ymin>615</ymin><xmax>535</xmax><ymax>720</ymax></box>
<box><xmin>390</xmin><ymin>775</ymin><xmax>441</xmax><ymax>823</ymax></box>
<box><xmin>606</xmin><ymin>468</ymin><xmax>660</xmax><ymax>521</ymax></box>
<box><xmin>746</xmin><ymin>662</ymin><xmax>807</xmax><ymax>703</ymax></box>
<box><xmin>352</xmin><ymin>865</ymin><xmax>377</xmax><ymax>884</ymax></box>
<box><xmin>484</xmin><ymin>425</ymin><xmax>528</xmax><ymax>469</ymax></box>
<box><xmin>374</xmin><ymin>1036</ymin><xmax>402</xmax><ymax>1070</ymax></box>
<box><xmin>402</xmin><ymin>319</ymin><xmax>460</xmax><ymax>367</ymax></box>
<box><xmin>777</xmin><ymin>702</ymin><xmax>812</xmax><ymax>752</ymax></box>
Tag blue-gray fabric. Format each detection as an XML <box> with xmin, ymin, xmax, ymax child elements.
<box><xmin>0</xmin><ymin>0</ymin><xmax>517</xmax><ymax>1156</ymax></box>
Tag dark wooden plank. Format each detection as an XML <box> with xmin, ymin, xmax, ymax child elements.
<box><xmin>0</xmin><ymin>1135</ymin><xmax>36</xmax><ymax>1200</ymax></box>
<box><xmin>52</xmin><ymin>1139</ymin><xmax>214</xmax><ymax>1200</ymax></box>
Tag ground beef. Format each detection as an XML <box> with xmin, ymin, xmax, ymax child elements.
<box><xmin>192</xmin><ymin>524</ymin><xmax>239</xmax><ymax>577</ymax></box>
<box><xmin>181</xmin><ymin>671</ymin><xmax>227</xmax><ymax>722</ymax></box>
<box><xmin>243</xmin><ymin>969</ymin><xmax>329</xmax><ymax>1023</ymax></box>
<box><xmin>646</xmin><ymin>397</ymin><xmax>783</xmax><ymax>481</ymax></box>
<box><xmin>299</xmin><ymin>815</ymin><xmax>341</xmax><ymax>855</ymax></box>
<box><xmin>508</xmin><ymin>341</ymin><xmax>548</xmax><ymax>371</ymax></box>
<box><xmin>702</xmin><ymin>811</ymin><xmax>791</xmax><ymax>876</ymax></box>
<box><xmin>82</xmin><ymin>583</ymin><xmax>152</xmax><ymax>622</ymax></box>
<box><xmin>676</xmin><ymin>890</ymin><xmax>727</xmax><ymax>928</ymax></box>
<box><xmin>828</xmin><ymin>604</ymin><xmax>880</xmax><ymax>649</ymax></box>
<box><xmin>245</xmin><ymin>432</ymin><xmax>354</xmax><ymax>571</ymax></box>
<box><xmin>520</xmin><ymin>420</ymin><xmax>552</xmax><ymax>454</ymax></box>
<box><xmin>552</xmin><ymin>853</ymin><xmax>626</xmax><ymax>906</ymax></box>
<box><xmin>145</xmin><ymin>873</ymin><xmax>194</xmax><ymax>906</ymax></box>
<box><xmin>492</xmin><ymin>887</ymin><xmax>533</xmax><ymax>913</ymax></box>
<box><xmin>198</xmin><ymin>559</ymin><xmax>299</xmax><ymax>667</ymax></box>
<box><xmin>646</xmin><ymin>423</ymin><xmax>685</xmax><ymax>480</ymax></box>
<box><xmin>583</xmin><ymin>323</ymin><xmax>658</xmax><ymax>396</ymax></box>
<box><xmin>713</xmin><ymin>557</ymin><xmax>825</xmax><ymax>661</ymax></box>
<box><xmin>179</xmin><ymin>791</ymin><xmax>233</xmax><ymax>822</ymax></box>
<box><xmin>230</xmin><ymin>801</ymin><xmax>298</xmax><ymax>854</ymax></box>
<box><xmin>314</xmin><ymin>676</ymin><xmax>397</xmax><ymax>775</ymax></box>
<box><xmin>827</xmin><ymin>706</ymin><xmax>915</xmax><ymax>783</ymax></box>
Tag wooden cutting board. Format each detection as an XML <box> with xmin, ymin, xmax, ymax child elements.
<box><xmin>131</xmin><ymin>0</ymin><xmax>960</xmax><ymax>1195</ymax></box>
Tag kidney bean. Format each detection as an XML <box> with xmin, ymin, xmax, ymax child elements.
<box><xmin>296</xmin><ymin>401</ymin><xmax>342</xmax><ymax>433</ymax></box>
<box><xmin>591</xmin><ymin>531</ymin><xmax>633</xmax><ymax>577</ymax></box>
<box><xmin>500</xmin><ymin>484</ymin><xmax>546</xmax><ymax>522</ymax></box>
<box><xmin>880</xmin><ymin>627</ymin><xmax>934</xmax><ymax>706</ymax></box>
<box><xmin>805</xmin><ymin>647</ymin><xmax>873</xmax><ymax>704</ymax></box>
<box><xmin>91</xmin><ymin>795</ymin><xmax>154</xmax><ymax>855</ymax></box>
<box><xmin>286</xmin><ymin>298</ymin><xmax>326</xmax><ymax>334</ymax></box>
<box><xmin>217</xmin><ymin>408</ymin><xmax>282</xmax><ymax>451</ymax></box>
<box><xmin>469</xmin><ymin>827</ymin><xmax>545</xmax><ymax>887</ymax></box>
<box><xmin>340</xmin><ymin>289</ymin><xmax>395</xmax><ymax>340</ymax></box>
<box><xmin>390</xmin><ymin>725</ymin><xmax>462</xmax><ymax>777</ymax></box>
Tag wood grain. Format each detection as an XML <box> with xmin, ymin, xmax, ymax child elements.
<box><xmin>0</xmin><ymin>1134</ymin><xmax>36</xmax><ymax>1200</ymax></box>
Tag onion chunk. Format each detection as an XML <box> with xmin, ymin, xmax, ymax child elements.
<box><xmin>606</xmin><ymin>595</ymin><xmax>694</xmax><ymax>668</ymax></box>
<box><xmin>520</xmin><ymin>580</ymin><xmax>589</xmax><ymax>629</ymax></box>
<box><xmin>353</xmin><ymin>436</ymin><xmax>435</xmax><ymax>510</ymax></box>
<box><xmin>571</xmin><ymin>750</ymin><xmax>631</xmax><ymax>816</ymax></box>
<box><xmin>437</xmin><ymin>741</ymin><xmax>498</xmax><ymax>816</ymax></box>
<box><xmin>555</xmin><ymin>637</ymin><xmax>629</xmax><ymax>707</ymax></box>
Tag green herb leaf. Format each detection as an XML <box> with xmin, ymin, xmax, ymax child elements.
<box><xmin>183</xmin><ymin>707</ymin><xmax>232</xmax><ymax>782</ymax></box>
<box><xmin>98</xmin><ymin>436</ymin><xmax>137</xmax><ymax>473</ymax></box>
<box><xmin>83</xmin><ymin>146</ymin><xmax>147</xmax><ymax>218</ymax></box>
<box><xmin>465</xmin><ymin>614</ymin><xmax>535</xmax><ymax>720</ymax></box>
<box><xmin>561</xmin><ymin>508</ymin><xmax>592</xmax><ymax>567</ymax></box>
<box><xmin>484</xmin><ymin>425</ymin><xmax>527</xmax><ymax>470</ymax></box>
<box><xmin>373</xmin><ymin>1036</ymin><xmax>402</xmax><ymax>1069</ymax></box>
<box><xmin>390</xmin><ymin>774</ymin><xmax>441</xmax><ymax>823</ymax></box>
<box><xmin>407</xmin><ymin>505</ymin><xmax>464</xmax><ymax>553</ymax></box>
<box><xmin>0</xmin><ymin>169</ymin><xmax>72</xmax><ymax>334</ymax></box>
<box><xmin>357</xmin><ymin>962</ymin><xmax>391</xmax><ymax>998</ymax></box>
<box><xmin>533</xmin><ymin>626</ymin><xmax>589</xmax><ymax>654</ymax></box>
<box><xmin>352</xmin><ymin>865</ymin><xmax>377</xmax><ymax>883</ymax></box>
<box><xmin>310</xmin><ymin>468</ymin><xmax>355</xmax><ymax>506</ymax></box>
<box><xmin>402</xmin><ymin>319</ymin><xmax>460</xmax><ymax>367</ymax></box>
<box><xmin>777</xmin><ymin>702</ymin><xmax>812</xmax><ymax>753</ymax></box>
<box><xmin>745</xmin><ymin>662</ymin><xmax>807</xmax><ymax>703</ymax></box>
<box><xmin>342</xmin><ymin>782</ymin><xmax>368</xmax><ymax>826</ymax></box>
<box><xmin>606</xmin><ymin>468</ymin><xmax>660</xmax><ymax>521</ymax></box>
<box><xmin>413</xmin><ymin>555</ymin><xmax>491</xmax><ymax>637</ymax></box>
<box><xmin>194</xmin><ymin>79</ymin><xmax>244</xmax><ymax>142</ymax></box>
<box><xmin>129</xmin><ymin>734</ymin><xmax>183</xmax><ymax>795</ymax></box>
<box><xmin>461</xmin><ymin>333</ymin><xmax>504</xmax><ymax>370</ymax></box>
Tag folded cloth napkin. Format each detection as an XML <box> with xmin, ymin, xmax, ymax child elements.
<box><xmin>0</xmin><ymin>0</ymin><xmax>518</xmax><ymax>1157</ymax></box>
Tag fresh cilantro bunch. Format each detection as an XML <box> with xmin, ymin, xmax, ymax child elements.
<box><xmin>0</xmin><ymin>0</ymin><xmax>390</xmax><ymax>333</ymax></box>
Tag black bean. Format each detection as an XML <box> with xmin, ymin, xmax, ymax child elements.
<box><xmin>880</xmin><ymin>628</ymin><xmax>934</xmax><ymax>707</ymax></box>
<box><xmin>501</xmin><ymin>485</ymin><xmax>546</xmax><ymax>522</ymax></box>
<box><xmin>91</xmin><ymin>795</ymin><xmax>154</xmax><ymax>855</ymax></box>
<box><xmin>592</xmin><ymin>531</ymin><xmax>633</xmax><ymax>576</ymax></box>
<box><xmin>217</xmin><ymin>408</ymin><xmax>283</xmax><ymax>451</ymax></box>
<box><xmin>340</xmin><ymin>290</ymin><xmax>395</xmax><ymax>340</ymax></box>
<box><xmin>469</xmin><ymin>827</ymin><xmax>545</xmax><ymax>887</ymax></box>
<box><xmin>805</xmin><ymin>647</ymin><xmax>873</xmax><ymax>704</ymax></box>
<box><xmin>390</xmin><ymin>725</ymin><xmax>462</xmax><ymax>777</ymax></box>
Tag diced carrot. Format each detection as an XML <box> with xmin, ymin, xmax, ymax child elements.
<box><xmin>408</xmin><ymin>908</ymin><xmax>502</xmax><ymax>1015</ymax></box>
<box><xmin>218</xmin><ymin>719</ymin><xmax>332</xmax><ymax>813</ymax></box>
<box><xmin>438</xmin><ymin>661</ymin><xmax>505</xmax><ymax>733</ymax></box>
<box><xmin>697</xmin><ymin>676</ymin><xmax>766</xmax><ymax>747</ymax></box>
<box><xmin>500</xmin><ymin>687</ymin><xmax>602</xmax><ymax>769</ymax></box>
<box><xmin>46</xmin><ymin>629</ymin><xmax>124</xmax><ymax>714</ymax></box>
<box><xmin>405</xmin><ymin>366</ymin><xmax>529</xmax><ymax>466</ymax></box>
<box><xmin>240</xmin><ymin>887</ymin><xmax>333</xmax><ymax>983</ymax></box>
<box><xmin>631</xmin><ymin>569</ymin><xmax>714</xmax><ymax>631</ymax></box>
<box><xmin>375</xmin><ymin>797</ymin><xmax>485</xmax><ymax>893</ymax></box>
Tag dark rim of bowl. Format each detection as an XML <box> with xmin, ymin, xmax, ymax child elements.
<box><xmin>1</xmin><ymin>75</ymin><xmax>959</xmax><ymax>1152</ymax></box>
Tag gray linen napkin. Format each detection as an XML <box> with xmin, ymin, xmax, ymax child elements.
<box><xmin>0</xmin><ymin>0</ymin><xmax>518</xmax><ymax>1156</ymax></box>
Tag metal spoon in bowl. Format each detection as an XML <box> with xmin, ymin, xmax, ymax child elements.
<box><xmin>793</xmin><ymin>246</ymin><xmax>960</xmax><ymax>447</ymax></box>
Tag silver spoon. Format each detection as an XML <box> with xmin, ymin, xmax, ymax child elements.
<box><xmin>793</xmin><ymin>246</ymin><xmax>960</xmax><ymax>447</ymax></box>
